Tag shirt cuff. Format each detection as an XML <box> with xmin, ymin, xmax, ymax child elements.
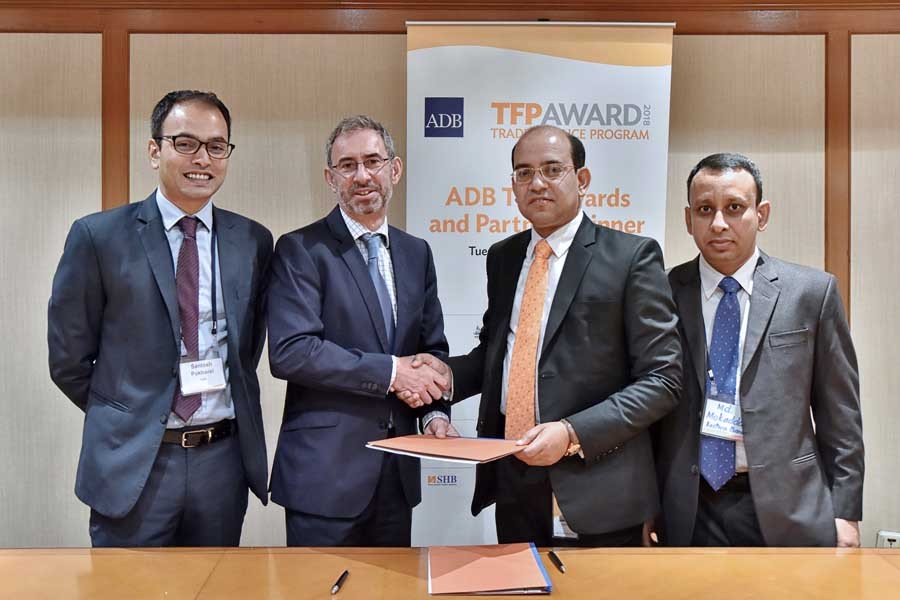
<box><xmin>389</xmin><ymin>355</ymin><xmax>398</xmax><ymax>392</ymax></box>
<box><xmin>422</xmin><ymin>411</ymin><xmax>450</xmax><ymax>431</ymax></box>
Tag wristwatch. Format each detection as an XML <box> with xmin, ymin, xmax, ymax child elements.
<box><xmin>560</xmin><ymin>419</ymin><xmax>582</xmax><ymax>457</ymax></box>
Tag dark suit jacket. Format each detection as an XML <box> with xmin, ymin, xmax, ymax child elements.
<box><xmin>267</xmin><ymin>206</ymin><xmax>449</xmax><ymax>519</ymax></box>
<box><xmin>447</xmin><ymin>215</ymin><xmax>682</xmax><ymax>535</ymax></box>
<box><xmin>48</xmin><ymin>193</ymin><xmax>273</xmax><ymax>518</ymax></box>
<box><xmin>655</xmin><ymin>253</ymin><xmax>864</xmax><ymax>546</ymax></box>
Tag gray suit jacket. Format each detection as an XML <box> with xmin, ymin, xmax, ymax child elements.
<box><xmin>48</xmin><ymin>194</ymin><xmax>273</xmax><ymax>518</ymax></box>
<box><xmin>655</xmin><ymin>253</ymin><xmax>864</xmax><ymax>546</ymax></box>
<box><xmin>448</xmin><ymin>215</ymin><xmax>682</xmax><ymax>535</ymax></box>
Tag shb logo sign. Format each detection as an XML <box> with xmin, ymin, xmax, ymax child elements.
<box><xmin>424</xmin><ymin>97</ymin><xmax>464</xmax><ymax>137</ymax></box>
<box><xmin>427</xmin><ymin>474</ymin><xmax>458</xmax><ymax>486</ymax></box>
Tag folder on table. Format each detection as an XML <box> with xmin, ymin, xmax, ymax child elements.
<box><xmin>428</xmin><ymin>543</ymin><xmax>552</xmax><ymax>595</ymax></box>
<box><xmin>366</xmin><ymin>434</ymin><xmax>522</xmax><ymax>465</ymax></box>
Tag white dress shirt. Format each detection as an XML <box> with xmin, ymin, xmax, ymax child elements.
<box><xmin>500</xmin><ymin>212</ymin><xmax>585</xmax><ymax>419</ymax></box>
<box><xmin>156</xmin><ymin>190</ymin><xmax>233</xmax><ymax>428</ymax></box>
<box><xmin>339</xmin><ymin>208</ymin><xmax>397</xmax><ymax>320</ymax></box>
<box><xmin>698</xmin><ymin>247</ymin><xmax>760</xmax><ymax>472</ymax></box>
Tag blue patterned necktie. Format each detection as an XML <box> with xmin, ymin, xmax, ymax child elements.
<box><xmin>362</xmin><ymin>233</ymin><xmax>395</xmax><ymax>348</ymax></box>
<box><xmin>700</xmin><ymin>275</ymin><xmax>742</xmax><ymax>491</ymax></box>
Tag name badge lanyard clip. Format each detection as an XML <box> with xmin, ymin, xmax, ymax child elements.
<box><xmin>210</xmin><ymin>226</ymin><xmax>217</xmax><ymax>336</ymax></box>
<box><xmin>707</xmin><ymin>368</ymin><xmax>718</xmax><ymax>397</ymax></box>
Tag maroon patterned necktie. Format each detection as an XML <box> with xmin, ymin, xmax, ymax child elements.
<box><xmin>173</xmin><ymin>216</ymin><xmax>201</xmax><ymax>421</ymax></box>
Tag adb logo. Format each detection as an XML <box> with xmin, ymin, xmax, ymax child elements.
<box><xmin>424</xmin><ymin>97</ymin><xmax>464</xmax><ymax>137</ymax></box>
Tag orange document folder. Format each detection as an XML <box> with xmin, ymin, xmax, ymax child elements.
<box><xmin>366</xmin><ymin>434</ymin><xmax>523</xmax><ymax>464</ymax></box>
<box><xmin>428</xmin><ymin>543</ymin><xmax>552</xmax><ymax>595</ymax></box>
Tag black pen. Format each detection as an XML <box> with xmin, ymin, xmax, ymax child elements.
<box><xmin>548</xmin><ymin>550</ymin><xmax>566</xmax><ymax>574</ymax></box>
<box><xmin>331</xmin><ymin>569</ymin><xmax>349</xmax><ymax>595</ymax></box>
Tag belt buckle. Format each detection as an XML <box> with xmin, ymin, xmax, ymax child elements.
<box><xmin>181</xmin><ymin>427</ymin><xmax>213</xmax><ymax>448</ymax></box>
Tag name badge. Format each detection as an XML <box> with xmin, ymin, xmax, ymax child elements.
<box><xmin>551</xmin><ymin>494</ymin><xmax>579</xmax><ymax>540</ymax></box>
<box><xmin>179</xmin><ymin>356</ymin><xmax>227</xmax><ymax>396</ymax></box>
<box><xmin>700</xmin><ymin>396</ymin><xmax>743</xmax><ymax>442</ymax></box>
<box><xmin>553</xmin><ymin>516</ymin><xmax>579</xmax><ymax>540</ymax></box>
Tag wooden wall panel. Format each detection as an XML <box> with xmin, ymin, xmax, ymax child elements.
<box><xmin>666</xmin><ymin>35</ymin><xmax>825</xmax><ymax>270</ymax></box>
<box><xmin>0</xmin><ymin>33</ymin><xmax>101</xmax><ymax>547</ymax></box>
<box><xmin>850</xmin><ymin>33</ymin><xmax>900</xmax><ymax>547</ymax></box>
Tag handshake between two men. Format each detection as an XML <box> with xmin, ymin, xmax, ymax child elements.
<box><xmin>391</xmin><ymin>354</ymin><xmax>577</xmax><ymax>468</ymax></box>
<box><xmin>390</xmin><ymin>353</ymin><xmax>457</xmax><ymax>439</ymax></box>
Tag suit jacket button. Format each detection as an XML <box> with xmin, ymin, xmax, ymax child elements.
<box><xmin>160</xmin><ymin>414</ymin><xmax>168</xmax><ymax>425</ymax></box>
<box><xmin>691</xmin><ymin>464</ymin><xmax>699</xmax><ymax>475</ymax></box>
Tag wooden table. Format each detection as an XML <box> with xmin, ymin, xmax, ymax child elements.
<box><xmin>2</xmin><ymin>547</ymin><xmax>899</xmax><ymax>599</ymax></box>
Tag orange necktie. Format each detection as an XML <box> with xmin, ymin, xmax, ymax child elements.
<box><xmin>505</xmin><ymin>239</ymin><xmax>553</xmax><ymax>440</ymax></box>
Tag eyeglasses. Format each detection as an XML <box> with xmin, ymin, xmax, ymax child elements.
<box><xmin>329</xmin><ymin>156</ymin><xmax>393</xmax><ymax>178</ymax></box>
<box><xmin>156</xmin><ymin>135</ymin><xmax>235</xmax><ymax>159</ymax></box>
<box><xmin>511</xmin><ymin>164</ymin><xmax>575</xmax><ymax>185</ymax></box>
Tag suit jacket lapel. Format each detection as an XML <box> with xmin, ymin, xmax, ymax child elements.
<box><xmin>326</xmin><ymin>207</ymin><xmax>390</xmax><ymax>352</ymax></box>
<box><xmin>213</xmin><ymin>207</ymin><xmax>242</xmax><ymax>352</ymax></box>
<box><xmin>742</xmin><ymin>253</ymin><xmax>780</xmax><ymax>377</ymax></box>
<box><xmin>541</xmin><ymin>216</ymin><xmax>594</xmax><ymax>356</ymax></box>
<box><xmin>137</xmin><ymin>194</ymin><xmax>180</xmax><ymax>345</ymax></box>
<box><xmin>673</xmin><ymin>258</ymin><xmax>708</xmax><ymax>394</ymax></box>
<box><xmin>494</xmin><ymin>233</ymin><xmax>529</xmax><ymax>356</ymax></box>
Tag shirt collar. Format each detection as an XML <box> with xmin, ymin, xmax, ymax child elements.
<box><xmin>155</xmin><ymin>188</ymin><xmax>214</xmax><ymax>233</ymax></box>
<box><xmin>527</xmin><ymin>211</ymin><xmax>585</xmax><ymax>259</ymax></box>
<box><xmin>698</xmin><ymin>246</ymin><xmax>759</xmax><ymax>300</ymax></box>
<box><xmin>339</xmin><ymin>206</ymin><xmax>390</xmax><ymax>248</ymax></box>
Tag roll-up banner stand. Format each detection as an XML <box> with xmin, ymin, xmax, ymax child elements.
<box><xmin>407</xmin><ymin>21</ymin><xmax>674</xmax><ymax>546</ymax></box>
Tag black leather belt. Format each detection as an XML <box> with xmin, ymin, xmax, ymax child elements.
<box><xmin>162</xmin><ymin>419</ymin><xmax>235</xmax><ymax>448</ymax></box>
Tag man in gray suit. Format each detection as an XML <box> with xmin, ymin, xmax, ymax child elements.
<box><xmin>48</xmin><ymin>90</ymin><xmax>273</xmax><ymax>546</ymax></box>
<box><xmin>651</xmin><ymin>153</ymin><xmax>863</xmax><ymax>547</ymax></box>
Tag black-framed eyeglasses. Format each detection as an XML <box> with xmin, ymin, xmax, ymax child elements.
<box><xmin>329</xmin><ymin>156</ymin><xmax>394</xmax><ymax>178</ymax></box>
<box><xmin>156</xmin><ymin>135</ymin><xmax>235</xmax><ymax>159</ymax></box>
<box><xmin>511</xmin><ymin>164</ymin><xmax>575</xmax><ymax>185</ymax></box>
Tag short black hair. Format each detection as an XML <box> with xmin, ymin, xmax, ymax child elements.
<box><xmin>150</xmin><ymin>90</ymin><xmax>232</xmax><ymax>140</ymax></box>
<box><xmin>511</xmin><ymin>125</ymin><xmax>586</xmax><ymax>170</ymax></box>
<box><xmin>687</xmin><ymin>153</ymin><xmax>763</xmax><ymax>205</ymax></box>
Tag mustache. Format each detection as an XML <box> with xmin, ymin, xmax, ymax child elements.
<box><xmin>349</xmin><ymin>184</ymin><xmax>381</xmax><ymax>195</ymax></box>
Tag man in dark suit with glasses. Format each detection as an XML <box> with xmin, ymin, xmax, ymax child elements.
<box><xmin>49</xmin><ymin>89</ymin><xmax>272</xmax><ymax>547</ymax></box>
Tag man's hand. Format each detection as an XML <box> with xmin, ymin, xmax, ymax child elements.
<box><xmin>514</xmin><ymin>422</ymin><xmax>569</xmax><ymax>466</ymax></box>
<box><xmin>410</xmin><ymin>353</ymin><xmax>451</xmax><ymax>378</ymax></box>
<box><xmin>396</xmin><ymin>354</ymin><xmax>452</xmax><ymax>407</ymax></box>
<box><xmin>642</xmin><ymin>518</ymin><xmax>659</xmax><ymax>547</ymax></box>
<box><xmin>424</xmin><ymin>417</ymin><xmax>460</xmax><ymax>439</ymax></box>
<box><xmin>835</xmin><ymin>518</ymin><xmax>860</xmax><ymax>548</ymax></box>
<box><xmin>392</xmin><ymin>356</ymin><xmax>449</xmax><ymax>408</ymax></box>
